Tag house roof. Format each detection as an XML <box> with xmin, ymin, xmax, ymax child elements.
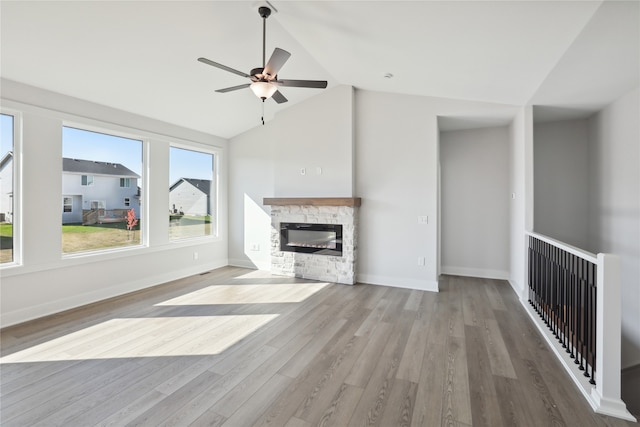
<box><xmin>0</xmin><ymin>151</ymin><xmax>13</xmax><ymax>169</ymax></box>
<box><xmin>170</xmin><ymin>178</ymin><xmax>211</xmax><ymax>195</ymax></box>
<box><xmin>62</xmin><ymin>158</ymin><xmax>140</xmax><ymax>178</ymax></box>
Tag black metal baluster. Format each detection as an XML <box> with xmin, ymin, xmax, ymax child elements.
<box><xmin>569</xmin><ymin>253</ymin><xmax>576</xmax><ymax>359</ymax></box>
<box><xmin>590</xmin><ymin>261</ymin><xmax>597</xmax><ymax>385</ymax></box>
<box><xmin>563</xmin><ymin>249</ymin><xmax>569</xmax><ymax>349</ymax></box>
<box><xmin>583</xmin><ymin>257</ymin><xmax>591</xmax><ymax>378</ymax></box>
<box><xmin>575</xmin><ymin>258</ymin><xmax>584</xmax><ymax>371</ymax></box>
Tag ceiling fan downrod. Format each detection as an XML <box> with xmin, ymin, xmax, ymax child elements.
<box><xmin>259</xmin><ymin>6</ymin><xmax>271</xmax><ymax>68</ymax></box>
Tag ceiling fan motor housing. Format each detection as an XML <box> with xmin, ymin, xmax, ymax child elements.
<box><xmin>258</xmin><ymin>6</ymin><xmax>272</xmax><ymax>19</ymax></box>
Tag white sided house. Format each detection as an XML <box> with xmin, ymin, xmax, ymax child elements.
<box><xmin>62</xmin><ymin>158</ymin><xmax>140</xmax><ymax>224</ymax></box>
<box><xmin>169</xmin><ymin>178</ymin><xmax>211</xmax><ymax>217</ymax></box>
<box><xmin>0</xmin><ymin>151</ymin><xmax>13</xmax><ymax>223</ymax></box>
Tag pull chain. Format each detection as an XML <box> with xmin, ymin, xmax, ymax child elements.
<box><xmin>261</xmin><ymin>100</ymin><xmax>265</xmax><ymax>125</ymax></box>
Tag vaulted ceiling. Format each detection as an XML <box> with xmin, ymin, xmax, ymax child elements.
<box><xmin>1</xmin><ymin>1</ymin><xmax>638</xmax><ymax>138</ymax></box>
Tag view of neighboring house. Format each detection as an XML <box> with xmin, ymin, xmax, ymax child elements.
<box><xmin>0</xmin><ymin>151</ymin><xmax>13</xmax><ymax>223</ymax></box>
<box><xmin>169</xmin><ymin>178</ymin><xmax>211</xmax><ymax>216</ymax></box>
<box><xmin>62</xmin><ymin>158</ymin><xmax>140</xmax><ymax>224</ymax></box>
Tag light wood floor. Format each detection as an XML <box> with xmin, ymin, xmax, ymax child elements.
<box><xmin>1</xmin><ymin>266</ymin><xmax>636</xmax><ymax>426</ymax></box>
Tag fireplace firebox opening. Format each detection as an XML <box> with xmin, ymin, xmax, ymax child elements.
<box><xmin>280</xmin><ymin>222</ymin><xmax>343</xmax><ymax>256</ymax></box>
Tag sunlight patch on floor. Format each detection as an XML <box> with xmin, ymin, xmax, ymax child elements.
<box><xmin>155</xmin><ymin>282</ymin><xmax>330</xmax><ymax>306</ymax></box>
<box><xmin>0</xmin><ymin>314</ymin><xmax>278</xmax><ymax>363</ymax></box>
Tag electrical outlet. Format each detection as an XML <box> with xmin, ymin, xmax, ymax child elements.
<box><xmin>418</xmin><ymin>257</ymin><xmax>425</xmax><ymax>266</ymax></box>
<box><xmin>193</xmin><ymin>252</ymin><xmax>199</xmax><ymax>260</ymax></box>
<box><xmin>418</xmin><ymin>216</ymin><xmax>428</xmax><ymax>225</ymax></box>
<box><xmin>250</xmin><ymin>243</ymin><xmax>260</xmax><ymax>251</ymax></box>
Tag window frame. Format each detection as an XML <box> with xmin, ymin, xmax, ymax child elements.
<box><xmin>120</xmin><ymin>177</ymin><xmax>130</xmax><ymax>188</ymax></box>
<box><xmin>169</xmin><ymin>142</ymin><xmax>219</xmax><ymax>241</ymax></box>
<box><xmin>81</xmin><ymin>175</ymin><xmax>94</xmax><ymax>186</ymax></box>
<box><xmin>0</xmin><ymin>109</ymin><xmax>22</xmax><ymax>268</ymax></box>
<box><xmin>63</xmin><ymin>196</ymin><xmax>73</xmax><ymax>213</ymax></box>
<box><xmin>62</xmin><ymin>121</ymin><xmax>147</xmax><ymax>257</ymax></box>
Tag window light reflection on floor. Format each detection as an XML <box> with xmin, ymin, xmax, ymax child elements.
<box><xmin>155</xmin><ymin>283</ymin><xmax>330</xmax><ymax>306</ymax></box>
<box><xmin>0</xmin><ymin>314</ymin><xmax>278</xmax><ymax>363</ymax></box>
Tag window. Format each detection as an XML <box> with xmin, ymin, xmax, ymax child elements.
<box><xmin>81</xmin><ymin>175</ymin><xmax>94</xmax><ymax>186</ymax></box>
<box><xmin>63</xmin><ymin>197</ymin><xmax>73</xmax><ymax>213</ymax></box>
<box><xmin>62</xmin><ymin>126</ymin><xmax>143</xmax><ymax>254</ymax></box>
<box><xmin>169</xmin><ymin>146</ymin><xmax>216</xmax><ymax>240</ymax></box>
<box><xmin>1</xmin><ymin>113</ymin><xmax>16</xmax><ymax>264</ymax></box>
<box><xmin>90</xmin><ymin>200</ymin><xmax>106</xmax><ymax>210</ymax></box>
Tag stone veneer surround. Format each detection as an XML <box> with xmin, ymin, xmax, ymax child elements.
<box><xmin>266</xmin><ymin>200</ymin><xmax>359</xmax><ymax>285</ymax></box>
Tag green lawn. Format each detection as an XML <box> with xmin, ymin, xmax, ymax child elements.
<box><xmin>0</xmin><ymin>223</ymin><xmax>13</xmax><ymax>263</ymax></box>
<box><xmin>62</xmin><ymin>222</ymin><xmax>141</xmax><ymax>253</ymax></box>
<box><xmin>62</xmin><ymin>217</ymin><xmax>213</xmax><ymax>253</ymax></box>
<box><xmin>3</xmin><ymin>219</ymin><xmax>213</xmax><ymax>257</ymax></box>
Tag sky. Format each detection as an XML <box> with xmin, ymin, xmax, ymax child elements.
<box><xmin>1</xmin><ymin>114</ymin><xmax>13</xmax><ymax>157</ymax></box>
<box><xmin>63</xmin><ymin>127</ymin><xmax>213</xmax><ymax>185</ymax></box>
<box><xmin>1</xmin><ymin>120</ymin><xmax>213</xmax><ymax>184</ymax></box>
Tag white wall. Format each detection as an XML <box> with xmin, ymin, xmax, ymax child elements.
<box><xmin>440</xmin><ymin>126</ymin><xmax>510</xmax><ymax>279</ymax></box>
<box><xmin>0</xmin><ymin>80</ymin><xmax>229</xmax><ymax>326</ymax></box>
<box><xmin>273</xmin><ymin>85</ymin><xmax>354</xmax><ymax>198</ymax></box>
<box><xmin>354</xmin><ymin>90</ymin><xmax>518</xmax><ymax>291</ymax></box>
<box><xmin>228</xmin><ymin>85</ymin><xmax>354</xmax><ymax>270</ymax></box>
<box><xmin>533</xmin><ymin>119</ymin><xmax>590</xmax><ymax>248</ymax></box>
<box><xmin>228</xmin><ymin>86</ymin><xmax>519</xmax><ymax>291</ymax></box>
<box><xmin>587</xmin><ymin>87</ymin><xmax>640</xmax><ymax>368</ymax></box>
<box><xmin>509</xmin><ymin>106</ymin><xmax>533</xmax><ymax>299</ymax></box>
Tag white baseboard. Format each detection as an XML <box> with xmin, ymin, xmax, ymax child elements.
<box><xmin>441</xmin><ymin>266</ymin><xmax>509</xmax><ymax>280</ymax></box>
<box><xmin>508</xmin><ymin>279</ymin><xmax>528</xmax><ymax>302</ymax></box>
<box><xmin>228</xmin><ymin>258</ymin><xmax>268</xmax><ymax>271</ymax></box>
<box><xmin>519</xmin><ymin>298</ymin><xmax>637</xmax><ymax>422</ymax></box>
<box><xmin>357</xmin><ymin>274</ymin><xmax>439</xmax><ymax>292</ymax></box>
<box><xmin>1</xmin><ymin>260</ymin><xmax>228</xmax><ymax>328</ymax></box>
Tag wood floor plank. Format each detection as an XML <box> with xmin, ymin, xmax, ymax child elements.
<box><xmin>315</xmin><ymin>383</ymin><xmax>364</xmax><ymax>427</ymax></box>
<box><xmin>220</xmin><ymin>373</ymin><xmax>292</xmax><ymax>427</ymax></box>
<box><xmin>346</xmin><ymin>309</ymin><xmax>413</xmax><ymax>426</ymax></box>
<box><xmin>284</xmin><ymin>416</ymin><xmax>312</xmax><ymax>427</ymax></box>
<box><xmin>464</xmin><ymin>324</ymin><xmax>504</xmax><ymax>427</ymax></box>
<box><xmin>253</xmin><ymin>303</ymin><xmax>371</xmax><ymax>427</ymax></box>
<box><xmin>1</xmin><ymin>268</ymin><xmax>634</xmax><ymax>427</ymax></box>
<box><xmin>442</xmin><ymin>335</ymin><xmax>473</xmax><ymax>425</ymax></box>
<box><xmin>482</xmin><ymin>318</ymin><xmax>517</xmax><ymax>379</ymax></box>
<box><xmin>410</xmin><ymin>294</ymin><xmax>450</xmax><ymax>427</ymax></box>
<box><xmin>378</xmin><ymin>378</ymin><xmax>418</xmax><ymax>427</ymax></box>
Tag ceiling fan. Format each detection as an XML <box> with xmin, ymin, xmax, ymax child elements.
<box><xmin>198</xmin><ymin>6</ymin><xmax>327</xmax><ymax>105</ymax></box>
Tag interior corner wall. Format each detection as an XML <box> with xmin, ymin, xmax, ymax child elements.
<box><xmin>509</xmin><ymin>106</ymin><xmax>533</xmax><ymax>299</ymax></box>
<box><xmin>440</xmin><ymin>126</ymin><xmax>510</xmax><ymax>280</ymax></box>
<box><xmin>587</xmin><ymin>86</ymin><xmax>640</xmax><ymax>368</ymax></box>
<box><xmin>0</xmin><ymin>79</ymin><xmax>229</xmax><ymax>327</ymax></box>
<box><xmin>227</xmin><ymin>85</ymin><xmax>354</xmax><ymax>270</ymax></box>
<box><xmin>533</xmin><ymin>119</ymin><xmax>590</xmax><ymax>249</ymax></box>
<box><xmin>229</xmin><ymin>86</ymin><xmax>519</xmax><ymax>293</ymax></box>
<box><xmin>354</xmin><ymin>90</ymin><xmax>518</xmax><ymax>292</ymax></box>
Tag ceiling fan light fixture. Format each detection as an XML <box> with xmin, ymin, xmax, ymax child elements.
<box><xmin>250</xmin><ymin>81</ymin><xmax>277</xmax><ymax>100</ymax></box>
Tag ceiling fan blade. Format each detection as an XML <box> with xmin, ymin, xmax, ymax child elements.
<box><xmin>271</xmin><ymin>90</ymin><xmax>288</xmax><ymax>104</ymax></box>
<box><xmin>198</xmin><ymin>57</ymin><xmax>250</xmax><ymax>79</ymax></box>
<box><xmin>275</xmin><ymin>79</ymin><xmax>328</xmax><ymax>89</ymax></box>
<box><xmin>263</xmin><ymin>48</ymin><xmax>291</xmax><ymax>78</ymax></box>
<box><xmin>215</xmin><ymin>83</ymin><xmax>251</xmax><ymax>93</ymax></box>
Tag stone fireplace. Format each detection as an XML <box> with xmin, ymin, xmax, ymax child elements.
<box><xmin>263</xmin><ymin>198</ymin><xmax>361</xmax><ymax>285</ymax></box>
